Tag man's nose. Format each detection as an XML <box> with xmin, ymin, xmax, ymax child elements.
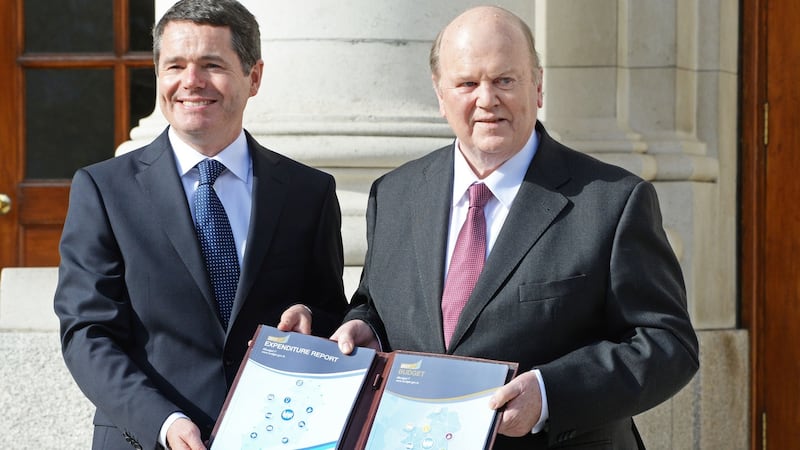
<box><xmin>181</xmin><ymin>65</ymin><xmax>205</xmax><ymax>89</ymax></box>
<box><xmin>475</xmin><ymin>82</ymin><xmax>499</xmax><ymax>108</ymax></box>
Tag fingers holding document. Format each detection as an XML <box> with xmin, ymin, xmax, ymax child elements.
<box><xmin>331</xmin><ymin>319</ymin><xmax>380</xmax><ymax>355</ymax></box>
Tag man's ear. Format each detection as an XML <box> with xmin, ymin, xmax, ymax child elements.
<box><xmin>249</xmin><ymin>60</ymin><xmax>265</xmax><ymax>97</ymax></box>
<box><xmin>535</xmin><ymin>67</ymin><xmax>544</xmax><ymax>108</ymax></box>
<box><xmin>432</xmin><ymin>75</ymin><xmax>446</xmax><ymax>118</ymax></box>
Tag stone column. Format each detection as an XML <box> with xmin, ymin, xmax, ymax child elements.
<box><xmin>535</xmin><ymin>0</ymin><xmax>647</xmax><ymax>153</ymax></box>
<box><xmin>533</xmin><ymin>0</ymin><xmax>735</xmax><ymax>326</ymax></box>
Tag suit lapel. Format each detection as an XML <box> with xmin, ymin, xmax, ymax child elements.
<box><xmin>411</xmin><ymin>147</ymin><xmax>454</xmax><ymax>351</ymax></box>
<box><xmin>229</xmin><ymin>133</ymin><xmax>289</xmax><ymax>325</ymax></box>
<box><xmin>448</xmin><ymin>126</ymin><xmax>572</xmax><ymax>350</ymax></box>
<box><xmin>134</xmin><ymin>130</ymin><xmax>217</xmax><ymax>315</ymax></box>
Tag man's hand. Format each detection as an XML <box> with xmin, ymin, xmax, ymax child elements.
<box><xmin>330</xmin><ymin>320</ymin><xmax>380</xmax><ymax>354</ymax></box>
<box><xmin>166</xmin><ymin>418</ymin><xmax>206</xmax><ymax>450</ymax></box>
<box><xmin>277</xmin><ymin>304</ymin><xmax>313</xmax><ymax>334</ymax></box>
<box><xmin>488</xmin><ymin>371</ymin><xmax>543</xmax><ymax>437</ymax></box>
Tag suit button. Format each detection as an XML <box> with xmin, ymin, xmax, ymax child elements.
<box><xmin>558</xmin><ymin>430</ymin><xmax>576</xmax><ymax>441</ymax></box>
<box><xmin>224</xmin><ymin>358</ymin><xmax>234</xmax><ymax>366</ymax></box>
<box><xmin>123</xmin><ymin>432</ymin><xmax>142</xmax><ymax>449</ymax></box>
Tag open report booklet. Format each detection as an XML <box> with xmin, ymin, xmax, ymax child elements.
<box><xmin>209</xmin><ymin>324</ymin><xmax>518</xmax><ymax>450</ymax></box>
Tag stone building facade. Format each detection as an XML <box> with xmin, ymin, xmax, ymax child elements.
<box><xmin>0</xmin><ymin>1</ymin><xmax>746</xmax><ymax>448</ymax></box>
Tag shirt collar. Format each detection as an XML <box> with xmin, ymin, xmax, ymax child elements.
<box><xmin>451</xmin><ymin>129</ymin><xmax>539</xmax><ymax>208</ymax></box>
<box><xmin>169</xmin><ymin>127</ymin><xmax>250</xmax><ymax>182</ymax></box>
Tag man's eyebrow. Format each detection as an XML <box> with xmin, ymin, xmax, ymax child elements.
<box><xmin>159</xmin><ymin>55</ymin><xmax>183</xmax><ymax>66</ymax></box>
<box><xmin>159</xmin><ymin>54</ymin><xmax>229</xmax><ymax>65</ymax></box>
<box><xmin>198</xmin><ymin>54</ymin><xmax>228</xmax><ymax>64</ymax></box>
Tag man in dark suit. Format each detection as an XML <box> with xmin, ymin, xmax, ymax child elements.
<box><xmin>54</xmin><ymin>1</ymin><xmax>347</xmax><ymax>449</ymax></box>
<box><xmin>332</xmin><ymin>5</ymin><xmax>699</xmax><ymax>449</ymax></box>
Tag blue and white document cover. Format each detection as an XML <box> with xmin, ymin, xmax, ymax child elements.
<box><xmin>363</xmin><ymin>352</ymin><xmax>514</xmax><ymax>450</ymax></box>
<box><xmin>210</xmin><ymin>325</ymin><xmax>376</xmax><ymax>450</ymax></box>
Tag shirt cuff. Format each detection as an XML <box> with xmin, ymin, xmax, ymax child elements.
<box><xmin>362</xmin><ymin>320</ymin><xmax>385</xmax><ymax>352</ymax></box>
<box><xmin>530</xmin><ymin>369</ymin><xmax>549</xmax><ymax>434</ymax></box>
<box><xmin>159</xmin><ymin>412</ymin><xmax>189</xmax><ymax>448</ymax></box>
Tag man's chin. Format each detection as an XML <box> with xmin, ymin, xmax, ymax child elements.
<box><xmin>473</xmin><ymin>136</ymin><xmax>514</xmax><ymax>154</ymax></box>
<box><xmin>173</xmin><ymin>122</ymin><xmax>212</xmax><ymax>137</ymax></box>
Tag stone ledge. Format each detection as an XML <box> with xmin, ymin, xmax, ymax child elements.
<box><xmin>636</xmin><ymin>329</ymin><xmax>749</xmax><ymax>449</ymax></box>
<box><xmin>0</xmin><ymin>267</ymin><xmax>59</xmax><ymax>331</ymax></box>
<box><xmin>0</xmin><ymin>331</ymin><xmax>93</xmax><ymax>449</ymax></box>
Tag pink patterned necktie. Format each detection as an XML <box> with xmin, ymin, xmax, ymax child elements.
<box><xmin>441</xmin><ymin>182</ymin><xmax>493</xmax><ymax>348</ymax></box>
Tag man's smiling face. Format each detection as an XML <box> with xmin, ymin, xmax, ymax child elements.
<box><xmin>157</xmin><ymin>20</ymin><xmax>262</xmax><ymax>154</ymax></box>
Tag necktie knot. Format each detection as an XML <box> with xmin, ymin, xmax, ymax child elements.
<box><xmin>469</xmin><ymin>183</ymin><xmax>493</xmax><ymax>209</ymax></box>
<box><xmin>198</xmin><ymin>159</ymin><xmax>226</xmax><ymax>186</ymax></box>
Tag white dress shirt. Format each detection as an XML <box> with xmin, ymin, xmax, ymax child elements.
<box><xmin>170</xmin><ymin>127</ymin><xmax>253</xmax><ymax>264</ymax></box>
<box><xmin>446</xmin><ymin>130</ymin><xmax>550</xmax><ymax>434</ymax></box>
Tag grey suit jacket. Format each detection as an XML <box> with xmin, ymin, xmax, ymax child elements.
<box><xmin>346</xmin><ymin>121</ymin><xmax>699</xmax><ymax>449</ymax></box>
<box><xmin>55</xmin><ymin>129</ymin><xmax>347</xmax><ymax>450</ymax></box>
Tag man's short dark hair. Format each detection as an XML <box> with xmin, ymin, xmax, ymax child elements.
<box><xmin>152</xmin><ymin>0</ymin><xmax>261</xmax><ymax>74</ymax></box>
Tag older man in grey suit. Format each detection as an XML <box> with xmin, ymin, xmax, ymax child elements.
<box><xmin>332</xmin><ymin>5</ymin><xmax>699</xmax><ymax>449</ymax></box>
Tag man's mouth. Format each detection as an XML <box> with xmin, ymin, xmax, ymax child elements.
<box><xmin>180</xmin><ymin>100</ymin><xmax>214</xmax><ymax>107</ymax></box>
<box><xmin>475</xmin><ymin>118</ymin><xmax>505</xmax><ymax>124</ymax></box>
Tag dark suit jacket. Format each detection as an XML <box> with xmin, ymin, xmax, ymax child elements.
<box><xmin>345</xmin><ymin>122</ymin><xmax>699</xmax><ymax>449</ymax></box>
<box><xmin>55</xmin><ymin>129</ymin><xmax>347</xmax><ymax>450</ymax></box>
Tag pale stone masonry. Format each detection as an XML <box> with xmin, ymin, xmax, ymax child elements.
<box><xmin>0</xmin><ymin>0</ymin><xmax>747</xmax><ymax>448</ymax></box>
<box><xmin>0</xmin><ymin>267</ymin><xmax>94</xmax><ymax>449</ymax></box>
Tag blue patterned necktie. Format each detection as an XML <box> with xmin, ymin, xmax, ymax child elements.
<box><xmin>195</xmin><ymin>158</ymin><xmax>240</xmax><ymax>327</ymax></box>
